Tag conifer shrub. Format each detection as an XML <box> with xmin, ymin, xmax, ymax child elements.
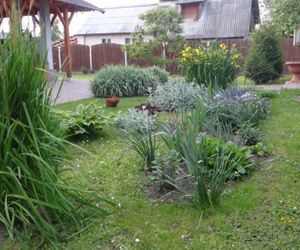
<box><xmin>245</xmin><ymin>24</ymin><xmax>283</xmax><ymax>84</ymax></box>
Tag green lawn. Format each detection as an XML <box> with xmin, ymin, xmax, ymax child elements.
<box><xmin>5</xmin><ymin>91</ymin><xmax>299</xmax><ymax>249</ymax></box>
<box><xmin>43</xmin><ymin>90</ymin><xmax>300</xmax><ymax>249</ymax></box>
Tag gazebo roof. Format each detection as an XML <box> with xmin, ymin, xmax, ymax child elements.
<box><xmin>0</xmin><ymin>0</ymin><xmax>105</xmax><ymax>17</ymax></box>
<box><xmin>55</xmin><ymin>0</ymin><xmax>105</xmax><ymax>13</ymax></box>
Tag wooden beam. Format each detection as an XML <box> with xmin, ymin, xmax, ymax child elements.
<box><xmin>51</xmin><ymin>2</ymin><xmax>66</xmax><ymax>26</ymax></box>
<box><xmin>68</xmin><ymin>11</ymin><xmax>74</xmax><ymax>23</ymax></box>
<box><xmin>32</xmin><ymin>15</ymin><xmax>39</xmax><ymax>25</ymax></box>
<box><xmin>50</xmin><ymin>13</ymin><xmax>57</xmax><ymax>26</ymax></box>
<box><xmin>63</xmin><ymin>7</ymin><xmax>72</xmax><ymax>78</ymax></box>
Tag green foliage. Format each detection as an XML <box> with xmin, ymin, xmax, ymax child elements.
<box><xmin>269</xmin><ymin>0</ymin><xmax>300</xmax><ymax>37</ymax></box>
<box><xmin>144</xmin><ymin>66</ymin><xmax>169</xmax><ymax>84</ymax></box>
<box><xmin>114</xmin><ymin>109</ymin><xmax>155</xmax><ymax>134</ymax></box>
<box><xmin>91</xmin><ymin>65</ymin><xmax>158</xmax><ymax>98</ymax></box>
<box><xmin>124</xmin><ymin>7</ymin><xmax>185</xmax><ymax>67</ymax></box>
<box><xmin>51</xmin><ymin>19</ymin><xmax>62</xmax><ymax>41</ymax></box>
<box><xmin>238</xmin><ymin>122</ymin><xmax>263</xmax><ymax>146</ymax></box>
<box><xmin>180</xmin><ymin>43</ymin><xmax>242</xmax><ymax>89</ymax></box>
<box><xmin>0</xmin><ymin>21</ymin><xmax>107</xmax><ymax>245</ymax></box>
<box><xmin>209</xmin><ymin>89</ymin><xmax>269</xmax><ymax>132</ymax></box>
<box><xmin>245</xmin><ymin>24</ymin><xmax>283</xmax><ymax>84</ymax></box>
<box><xmin>149</xmin><ymin>78</ymin><xmax>203</xmax><ymax>111</ymax></box>
<box><xmin>56</xmin><ymin>102</ymin><xmax>112</xmax><ymax>136</ymax></box>
<box><xmin>125</xmin><ymin>129</ymin><xmax>156</xmax><ymax>170</ymax></box>
<box><xmin>182</xmin><ymin>136</ymin><xmax>253</xmax><ymax>209</ymax></box>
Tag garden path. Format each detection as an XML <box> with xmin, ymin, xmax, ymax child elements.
<box><xmin>255</xmin><ymin>83</ymin><xmax>300</xmax><ymax>91</ymax></box>
<box><xmin>51</xmin><ymin>78</ymin><xmax>93</xmax><ymax>104</ymax></box>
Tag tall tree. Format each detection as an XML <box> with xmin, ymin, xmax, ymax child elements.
<box><xmin>124</xmin><ymin>7</ymin><xmax>185</xmax><ymax>67</ymax></box>
<box><xmin>51</xmin><ymin>19</ymin><xmax>62</xmax><ymax>41</ymax></box>
<box><xmin>269</xmin><ymin>0</ymin><xmax>300</xmax><ymax>37</ymax></box>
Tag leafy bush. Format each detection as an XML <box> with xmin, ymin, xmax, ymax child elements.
<box><xmin>56</xmin><ymin>102</ymin><xmax>112</xmax><ymax>136</ymax></box>
<box><xmin>91</xmin><ymin>65</ymin><xmax>159</xmax><ymax>98</ymax></box>
<box><xmin>144</xmin><ymin>66</ymin><xmax>169</xmax><ymax>84</ymax></box>
<box><xmin>182</xmin><ymin>136</ymin><xmax>252</xmax><ymax>209</ymax></box>
<box><xmin>209</xmin><ymin>89</ymin><xmax>268</xmax><ymax>131</ymax></box>
<box><xmin>180</xmin><ymin>43</ymin><xmax>242</xmax><ymax>89</ymax></box>
<box><xmin>0</xmin><ymin>23</ymin><xmax>107</xmax><ymax>244</ymax></box>
<box><xmin>149</xmin><ymin>78</ymin><xmax>203</xmax><ymax>111</ymax></box>
<box><xmin>245</xmin><ymin>24</ymin><xmax>283</xmax><ymax>84</ymax></box>
<box><xmin>115</xmin><ymin>109</ymin><xmax>155</xmax><ymax>134</ymax></box>
<box><xmin>238</xmin><ymin>122</ymin><xmax>263</xmax><ymax>146</ymax></box>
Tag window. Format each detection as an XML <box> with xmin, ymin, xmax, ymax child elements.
<box><xmin>125</xmin><ymin>38</ymin><xmax>131</xmax><ymax>44</ymax></box>
<box><xmin>101</xmin><ymin>38</ymin><xmax>112</xmax><ymax>44</ymax></box>
<box><xmin>181</xmin><ymin>3</ymin><xmax>202</xmax><ymax>21</ymax></box>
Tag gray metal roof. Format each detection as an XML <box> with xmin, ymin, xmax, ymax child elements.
<box><xmin>77</xmin><ymin>0</ymin><xmax>259</xmax><ymax>39</ymax></box>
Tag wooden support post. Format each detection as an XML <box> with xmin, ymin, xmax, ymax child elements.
<box><xmin>63</xmin><ymin>7</ymin><xmax>72</xmax><ymax>78</ymax></box>
<box><xmin>39</xmin><ymin>0</ymin><xmax>54</xmax><ymax>69</ymax></box>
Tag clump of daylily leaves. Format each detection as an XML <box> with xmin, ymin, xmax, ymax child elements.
<box><xmin>180</xmin><ymin>43</ymin><xmax>242</xmax><ymax>89</ymax></box>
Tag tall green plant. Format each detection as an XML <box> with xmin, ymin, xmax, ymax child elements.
<box><xmin>0</xmin><ymin>14</ymin><xmax>108</xmax><ymax>246</ymax></box>
<box><xmin>245</xmin><ymin>23</ymin><xmax>283</xmax><ymax>84</ymax></box>
<box><xmin>180</xmin><ymin>43</ymin><xmax>242</xmax><ymax>89</ymax></box>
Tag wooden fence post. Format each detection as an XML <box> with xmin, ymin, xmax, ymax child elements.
<box><xmin>89</xmin><ymin>45</ymin><xmax>93</xmax><ymax>70</ymax></box>
<box><xmin>58</xmin><ymin>46</ymin><xmax>62</xmax><ymax>72</ymax></box>
<box><xmin>124</xmin><ymin>49</ymin><xmax>128</xmax><ymax>66</ymax></box>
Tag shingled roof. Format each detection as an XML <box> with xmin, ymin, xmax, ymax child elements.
<box><xmin>77</xmin><ymin>0</ymin><xmax>260</xmax><ymax>39</ymax></box>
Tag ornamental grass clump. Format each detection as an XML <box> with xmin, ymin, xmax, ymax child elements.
<box><xmin>0</xmin><ymin>18</ymin><xmax>108</xmax><ymax>245</ymax></box>
<box><xmin>180</xmin><ymin>43</ymin><xmax>242</xmax><ymax>89</ymax></box>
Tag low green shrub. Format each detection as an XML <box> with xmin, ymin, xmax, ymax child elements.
<box><xmin>115</xmin><ymin>109</ymin><xmax>155</xmax><ymax>134</ymax></box>
<box><xmin>180</xmin><ymin>43</ymin><xmax>242</xmax><ymax>89</ymax></box>
<box><xmin>91</xmin><ymin>65</ymin><xmax>159</xmax><ymax>98</ymax></box>
<box><xmin>238</xmin><ymin>122</ymin><xmax>263</xmax><ymax>146</ymax></box>
<box><xmin>149</xmin><ymin>78</ymin><xmax>203</xmax><ymax>111</ymax></box>
<box><xmin>144</xmin><ymin>66</ymin><xmax>169</xmax><ymax>84</ymax></box>
<box><xmin>56</xmin><ymin>102</ymin><xmax>112</xmax><ymax>136</ymax></box>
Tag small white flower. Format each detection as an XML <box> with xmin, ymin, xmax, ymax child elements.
<box><xmin>117</xmin><ymin>203</ymin><xmax>122</xmax><ymax>208</ymax></box>
<box><xmin>135</xmin><ymin>238</ymin><xmax>140</xmax><ymax>243</ymax></box>
<box><xmin>293</xmin><ymin>206</ymin><xmax>297</xmax><ymax>210</ymax></box>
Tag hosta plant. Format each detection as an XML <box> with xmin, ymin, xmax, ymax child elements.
<box><xmin>57</xmin><ymin>102</ymin><xmax>112</xmax><ymax>136</ymax></box>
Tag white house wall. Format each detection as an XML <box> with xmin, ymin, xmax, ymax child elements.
<box><xmin>76</xmin><ymin>34</ymin><xmax>134</xmax><ymax>45</ymax></box>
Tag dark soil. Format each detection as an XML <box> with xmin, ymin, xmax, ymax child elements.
<box><xmin>0</xmin><ymin>225</ymin><xmax>8</xmax><ymax>245</ymax></box>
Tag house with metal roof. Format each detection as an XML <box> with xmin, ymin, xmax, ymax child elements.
<box><xmin>76</xmin><ymin>0</ymin><xmax>260</xmax><ymax>46</ymax></box>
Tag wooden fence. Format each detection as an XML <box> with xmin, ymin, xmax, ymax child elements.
<box><xmin>52</xmin><ymin>38</ymin><xmax>300</xmax><ymax>74</ymax></box>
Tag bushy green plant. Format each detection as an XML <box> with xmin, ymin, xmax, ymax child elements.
<box><xmin>182</xmin><ymin>136</ymin><xmax>251</xmax><ymax>209</ymax></box>
<box><xmin>0</xmin><ymin>20</ymin><xmax>107</xmax><ymax>245</ymax></box>
<box><xmin>115</xmin><ymin>109</ymin><xmax>155</xmax><ymax>134</ymax></box>
<box><xmin>209</xmin><ymin>89</ymin><xmax>268</xmax><ymax>131</ymax></box>
<box><xmin>91</xmin><ymin>65</ymin><xmax>158</xmax><ymax>98</ymax></box>
<box><xmin>56</xmin><ymin>102</ymin><xmax>112</xmax><ymax>136</ymax></box>
<box><xmin>125</xmin><ymin>129</ymin><xmax>156</xmax><ymax>170</ymax></box>
<box><xmin>245</xmin><ymin>24</ymin><xmax>283</xmax><ymax>84</ymax></box>
<box><xmin>238</xmin><ymin>122</ymin><xmax>263</xmax><ymax>146</ymax></box>
<box><xmin>145</xmin><ymin>66</ymin><xmax>169</xmax><ymax>84</ymax></box>
<box><xmin>149</xmin><ymin>78</ymin><xmax>203</xmax><ymax>111</ymax></box>
<box><xmin>180</xmin><ymin>43</ymin><xmax>242</xmax><ymax>89</ymax></box>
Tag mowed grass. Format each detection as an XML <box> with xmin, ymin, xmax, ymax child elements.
<box><xmin>4</xmin><ymin>91</ymin><xmax>299</xmax><ymax>249</ymax></box>
<box><xmin>49</xmin><ymin>90</ymin><xmax>300</xmax><ymax>249</ymax></box>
